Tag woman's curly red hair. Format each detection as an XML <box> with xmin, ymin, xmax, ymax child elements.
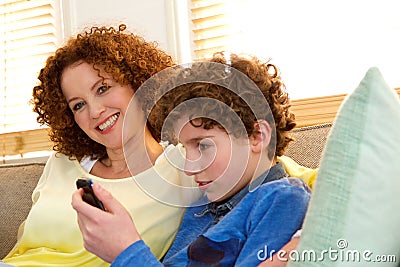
<box><xmin>32</xmin><ymin>25</ymin><xmax>174</xmax><ymax>160</ymax></box>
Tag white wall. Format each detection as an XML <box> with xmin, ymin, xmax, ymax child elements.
<box><xmin>61</xmin><ymin>0</ymin><xmax>179</xmax><ymax>59</ymax></box>
<box><xmin>61</xmin><ymin>0</ymin><xmax>400</xmax><ymax>99</ymax></box>
<box><xmin>226</xmin><ymin>0</ymin><xmax>400</xmax><ymax>99</ymax></box>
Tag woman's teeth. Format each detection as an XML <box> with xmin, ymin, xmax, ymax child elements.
<box><xmin>98</xmin><ymin>114</ymin><xmax>119</xmax><ymax>131</ymax></box>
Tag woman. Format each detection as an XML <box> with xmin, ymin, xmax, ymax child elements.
<box><xmin>3</xmin><ymin>24</ymin><xmax>198</xmax><ymax>267</ymax></box>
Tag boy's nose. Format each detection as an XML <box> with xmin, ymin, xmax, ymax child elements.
<box><xmin>183</xmin><ymin>148</ymin><xmax>206</xmax><ymax>176</ymax></box>
<box><xmin>183</xmin><ymin>158</ymin><xmax>200</xmax><ymax>176</ymax></box>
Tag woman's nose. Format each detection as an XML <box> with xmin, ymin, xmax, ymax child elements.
<box><xmin>89</xmin><ymin>101</ymin><xmax>105</xmax><ymax>119</ymax></box>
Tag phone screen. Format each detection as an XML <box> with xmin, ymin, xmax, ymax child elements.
<box><xmin>76</xmin><ymin>178</ymin><xmax>105</xmax><ymax>211</ymax></box>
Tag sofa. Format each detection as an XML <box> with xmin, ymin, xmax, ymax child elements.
<box><xmin>0</xmin><ymin>123</ymin><xmax>332</xmax><ymax>259</ymax></box>
<box><xmin>3</xmin><ymin>68</ymin><xmax>399</xmax><ymax>266</ymax></box>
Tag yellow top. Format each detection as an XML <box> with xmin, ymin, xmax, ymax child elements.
<box><xmin>278</xmin><ymin>155</ymin><xmax>318</xmax><ymax>189</ymax></box>
<box><xmin>4</xmin><ymin>148</ymin><xmax>200</xmax><ymax>267</ymax></box>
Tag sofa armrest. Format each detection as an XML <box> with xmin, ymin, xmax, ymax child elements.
<box><xmin>0</xmin><ymin>162</ymin><xmax>44</xmax><ymax>259</ymax></box>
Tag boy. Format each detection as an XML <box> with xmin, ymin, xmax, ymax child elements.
<box><xmin>72</xmin><ymin>52</ymin><xmax>311</xmax><ymax>266</ymax></box>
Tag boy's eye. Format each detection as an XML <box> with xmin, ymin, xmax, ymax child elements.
<box><xmin>198</xmin><ymin>141</ymin><xmax>212</xmax><ymax>151</ymax></box>
<box><xmin>72</xmin><ymin>101</ymin><xmax>85</xmax><ymax>111</ymax></box>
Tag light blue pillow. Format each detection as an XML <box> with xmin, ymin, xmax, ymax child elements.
<box><xmin>288</xmin><ymin>67</ymin><xmax>400</xmax><ymax>266</ymax></box>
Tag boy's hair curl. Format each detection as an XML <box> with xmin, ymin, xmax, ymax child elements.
<box><xmin>149</xmin><ymin>52</ymin><xmax>296</xmax><ymax>158</ymax></box>
<box><xmin>32</xmin><ymin>24</ymin><xmax>174</xmax><ymax>161</ymax></box>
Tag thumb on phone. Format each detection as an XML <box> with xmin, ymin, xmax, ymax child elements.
<box><xmin>91</xmin><ymin>182</ymin><xmax>126</xmax><ymax>215</ymax></box>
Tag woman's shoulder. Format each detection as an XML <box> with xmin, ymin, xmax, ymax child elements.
<box><xmin>42</xmin><ymin>151</ymin><xmax>81</xmax><ymax>174</ymax></box>
<box><xmin>33</xmin><ymin>152</ymin><xmax>82</xmax><ymax>193</ymax></box>
<box><xmin>155</xmin><ymin>144</ymin><xmax>175</xmax><ymax>164</ymax></box>
<box><xmin>45</xmin><ymin>151</ymin><xmax>75</xmax><ymax>165</ymax></box>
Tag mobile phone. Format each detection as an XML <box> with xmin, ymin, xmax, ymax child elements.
<box><xmin>76</xmin><ymin>178</ymin><xmax>105</xmax><ymax>211</ymax></box>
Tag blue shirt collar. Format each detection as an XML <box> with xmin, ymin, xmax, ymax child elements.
<box><xmin>195</xmin><ymin>162</ymin><xmax>288</xmax><ymax>224</ymax></box>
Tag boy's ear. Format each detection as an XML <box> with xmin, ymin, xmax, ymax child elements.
<box><xmin>250</xmin><ymin>120</ymin><xmax>272</xmax><ymax>153</ymax></box>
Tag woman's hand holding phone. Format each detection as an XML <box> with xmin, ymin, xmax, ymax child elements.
<box><xmin>72</xmin><ymin>181</ymin><xmax>141</xmax><ymax>263</ymax></box>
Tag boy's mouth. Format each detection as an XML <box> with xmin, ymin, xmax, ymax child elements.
<box><xmin>196</xmin><ymin>181</ymin><xmax>212</xmax><ymax>189</ymax></box>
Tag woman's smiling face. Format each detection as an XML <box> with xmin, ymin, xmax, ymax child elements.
<box><xmin>176</xmin><ymin>116</ymin><xmax>253</xmax><ymax>202</ymax></box>
<box><xmin>61</xmin><ymin>61</ymin><xmax>139</xmax><ymax>150</ymax></box>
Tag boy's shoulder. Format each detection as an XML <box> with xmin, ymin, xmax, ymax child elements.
<box><xmin>247</xmin><ymin>177</ymin><xmax>311</xmax><ymax>203</ymax></box>
<box><xmin>277</xmin><ymin>177</ymin><xmax>312</xmax><ymax>193</ymax></box>
<box><xmin>263</xmin><ymin>177</ymin><xmax>310</xmax><ymax>191</ymax></box>
<box><xmin>214</xmin><ymin>177</ymin><xmax>311</xmax><ymax>238</ymax></box>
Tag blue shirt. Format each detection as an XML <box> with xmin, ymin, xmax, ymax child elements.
<box><xmin>112</xmin><ymin>163</ymin><xmax>311</xmax><ymax>266</ymax></box>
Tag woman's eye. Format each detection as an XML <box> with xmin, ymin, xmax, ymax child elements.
<box><xmin>73</xmin><ymin>101</ymin><xmax>85</xmax><ymax>111</ymax></box>
<box><xmin>98</xmin><ymin>85</ymin><xmax>109</xmax><ymax>94</ymax></box>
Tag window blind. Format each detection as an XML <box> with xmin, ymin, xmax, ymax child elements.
<box><xmin>189</xmin><ymin>0</ymin><xmax>232</xmax><ymax>60</ymax></box>
<box><xmin>1</xmin><ymin>0</ymin><xmax>60</xmax><ymax>159</ymax></box>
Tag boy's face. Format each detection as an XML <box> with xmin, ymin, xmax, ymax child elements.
<box><xmin>176</xmin><ymin>116</ymin><xmax>254</xmax><ymax>202</ymax></box>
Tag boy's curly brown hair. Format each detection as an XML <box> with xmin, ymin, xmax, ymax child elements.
<box><xmin>149</xmin><ymin>52</ymin><xmax>296</xmax><ymax>159</ymax></box>
<box><xmin>32</xmin><ymin>24</ymin><xmax>174</xmax><ymax>161</ymax></box>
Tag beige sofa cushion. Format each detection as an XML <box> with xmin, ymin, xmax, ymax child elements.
<box><xmin>285</xmin><ymin>123</ymin><xmax>332</xmax><ymax>169</ymax></box>
<box><xmin>0</xmin><ymin>163</ymin><xmax>44</xmax><ymax>259</ymax></box>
